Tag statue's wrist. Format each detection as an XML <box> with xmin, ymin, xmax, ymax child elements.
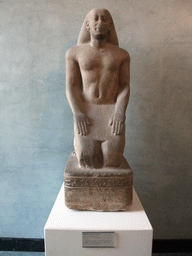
<box><xmin>74</xmin><ymin>112</ymin><xmax>85</xmax><ymax>117</ymax></box>
<box><xmin>114</xmin><ymin>112</ymin><xmax>126</xmax><ymax>120</ymax></box>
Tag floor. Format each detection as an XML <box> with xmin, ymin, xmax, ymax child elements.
<box><xmin>0</xmin><ymin>252</ymin><xmax>192</xmax><ymax>256</ymax></box>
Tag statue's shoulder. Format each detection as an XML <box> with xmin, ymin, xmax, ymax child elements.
<box><xmin>66</xmin><ymin>46</ymin><xmax>78</xmax><ymax>60</ymax></box>
<box><xmin>109</xmin><ymin>44</ymin><xmax>130</xmax><ymax>61</ymax></box>
<box><xmin>118</xmin><ymin>46</ymin><xmax>130</xmax><ymax>61</ymax></box>
<box><xmin>66</xmin><ymin>45</ymin><xmax>88</xmax><ymax>60</ymax></box>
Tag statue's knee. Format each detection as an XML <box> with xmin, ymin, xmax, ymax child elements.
<box><xmin>104</xmin><ymin>154</ymin><xmax>122</xmax><ymax>167</ymax></box>
<box><xmin>77</xmin><ymin>149</ymin><xmax>102</xmax><ymax>168</ymax></box>
<box><xmin>102</xmin><ymin>145</ymin><xmax>123</xmax><ymax>167</ymax></box>
<box><xmin>79</xmin><ymin>152</ymin><xmax>95</xmax><ymax>168</ymax></box>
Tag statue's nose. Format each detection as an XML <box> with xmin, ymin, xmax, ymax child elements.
<box><xmin>97</xmin><ymin>19</ymin><xmax>103</xmax><ymax>28</ymax></box>
<box><xmin>98</xmin><ymin>18</ymin><xmax>103</xmax><ymax>25</ymax></box>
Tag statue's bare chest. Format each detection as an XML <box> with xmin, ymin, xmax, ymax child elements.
<box><xmin>77</xmin><ymin>49</ymin><xmax>120</xmax><ymax>72</ymax></box>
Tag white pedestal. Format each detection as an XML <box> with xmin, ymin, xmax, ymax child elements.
<box><xmin>44</xmin><ymin>183</ymin><xmax>153</xmax><ymax>256</ymax></box>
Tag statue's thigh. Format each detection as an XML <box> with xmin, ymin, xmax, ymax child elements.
<box><xmin>101</xmin><ymin>135</ymin><xmax>125</xmax><ymax>167</ymax></box>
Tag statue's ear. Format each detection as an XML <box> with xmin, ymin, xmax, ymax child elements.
<box><xmin>86</xmin><ymin>20</ymin><xmax>90</xmax><ymax>31</ymax></box>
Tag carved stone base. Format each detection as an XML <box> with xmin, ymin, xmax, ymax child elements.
<box><xmin>64</xmin><ymin>152</ymin><xmax>133</xmax><ymax>211</ymax></box>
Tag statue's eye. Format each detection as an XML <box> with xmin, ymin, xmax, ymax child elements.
<box><xmin>94</xmin><ymin>16</ymin><xmax>98</xmax><ymax>21</ymax></box>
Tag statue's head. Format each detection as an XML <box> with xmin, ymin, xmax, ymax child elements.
<box><xmin>77</xmin><ymin>9</ymin><xmax>119</xmax><ymax>46</ymax></box>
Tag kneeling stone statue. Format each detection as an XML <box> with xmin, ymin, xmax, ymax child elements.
<box><xmin>64</xmin><ymin>8</ymin><xmax>133</xmax><ymax>211</ymax></box>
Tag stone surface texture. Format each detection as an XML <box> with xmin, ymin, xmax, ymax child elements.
<box><xmin>65</xmin><ymin>8</ymin><xmax>130</xmax><ymax>169</ymax></box>
<box><xmin>64</xmin><ymin>153</ymin><xmax>133</xmax><ymax>211</ymax></box>
<box><xmin>64</xmin><ymin>9</ymin><xmax>131</xmax><ymax>211</ymax></box>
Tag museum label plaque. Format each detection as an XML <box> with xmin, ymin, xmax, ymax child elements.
<box><xmin>82</xmin><ymin>232</ymin><xmax>115</xmax><ymax>248</ymax></box>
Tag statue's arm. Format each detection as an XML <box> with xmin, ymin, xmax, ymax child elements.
<box><xmin>66</xmin><ymin>48</ymin><xmax>91</xmax><ymax>136</ymax></box>
<box><xmin>110</xmin><ymin>52</ymin><xmax>130</xmax><ymax>135</ymax></box>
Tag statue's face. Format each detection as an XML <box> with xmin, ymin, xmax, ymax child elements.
<box><xmin>86</xmin><ymin>9</ymin><xmax>111</xmax><ymax>40</ymax></box>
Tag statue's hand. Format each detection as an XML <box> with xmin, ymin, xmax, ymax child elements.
<box><xmin>109</xmin><ymin>113</ymin><xmax>125</xmax><ymax>135</ymax></box>
<box><xmin>74</xmin><ymin>113</ymin><xmax>92</xmax><ymax>136</ymax></box>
